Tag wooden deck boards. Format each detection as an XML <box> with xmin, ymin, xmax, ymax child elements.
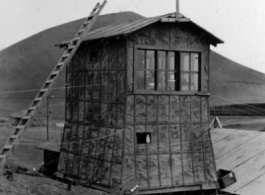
<box><xmin>212</xmin><ymin>128</ymin><xmax>265</xmax><ymax>195</ymax></box>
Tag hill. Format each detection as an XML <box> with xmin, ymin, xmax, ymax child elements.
<box><xmin>0</xmin><ymin>11</ymin><xmax>265</xmax><ymax>118</ymax></box>
<box><xmin>0</xmin><ymin>12</ymin><xmax>144</xmax><ymax>118</ymax></box>
<box><xmin>210</xmin><ymin>51</ymin><xmax>265</xmax><ymax>106</ymax></box>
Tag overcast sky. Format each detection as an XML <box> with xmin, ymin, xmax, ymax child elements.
<box><xmin>1</xmin><ymin>0</ymin><xmax>265</xmax><ymax>73</ymax></box>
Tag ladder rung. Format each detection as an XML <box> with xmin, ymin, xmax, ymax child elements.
<box><xmin>62</xmin><ymin>53</ymin><xmax>70</xmax><ymax>58</ymax></box>
<box><xmin>78</xmin><ymin>29</ymin><xmax>85</xmax><ymax>34</ymax></box>
<box><xmin>57</xmin><ymin>62</ymin><xmax>65</xmax><ymax>66</ymax></box>
<box><xmin>94</xmin><ymin>4</ymin><xmax>101</xmax><ymax>10</ymax></box>
<box><xmin>10</xmin><ymin>135</ymin><xmax>19</xmax><ymax>139</ymax></box>
<box><xmin>34</xmin><ymin>97</ymin><xmax>43</xmax><ymax>101</ymax></box>
<box><xmin>40</xmin><ymin>88</ymin><xmax>48</xmax><ymax>92</ymax></box>
<box><xmin>45</xmin><ymin>80</ymin><xmax>53</xmax><ymax>84</ymax></box>
<box><xmin>51</xmin><ymin>70</ymin><xmax>60</xmax><ymax>75</ymax></box>
<box><xmin>54</xmin><ymin>64</ymin><xmax>63</xmax><ymax>71</ymax></box>
<box><xmin>22</xmin><ymin>116</ymin><xmax>31</xmax><ymax>120</ymax></box>
<box><xmin>29</xmin><ymin>106</ymin><xmax>37</xmax><ymax>110</ymax></box>
<box><xmin>0</xmin><ymin>155</ymin><xmax>6</xmax><ymax>159</ymax></box>
<box><xmin>84</xmin><ymin>20</ymin><xmax>91</xmax><ymax>25</ymax></box>
<box><xmin>4</xmin><ymin>145</ymin><xmax>13</xmax><ymax>150</ymax></box>
<box><xmin>16</xmin><ymin>125</ymin><xmax>25</xmax><ymax>129</ymax></box>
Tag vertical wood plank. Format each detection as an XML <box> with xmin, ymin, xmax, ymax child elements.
<box><xmin>158</xmin><ymin>125</ymin><xmax>169</xmax><ymax>152</ymax></box>
<box><xmin>136</xmin><ymin>155</ymin><xmax>148</xmax><ymax>187</ymax></box>
<box><xmin>135</xmin><ymin>95</ymin><xmax>146</xmax><ymax>123</ymax></box>
<box><xmin>201</xmin><ymin>97</ymin><xmax>209</xmax><ymax>122</ymax></box>
<box><xmin>148</xmin><ymin>155</ymin><xmax>160</xmax><ymax>187</ymax></box>
<box><xmin>158</xmin><ymin>96</ymin><xmax>169</xmax><ymax>122</ymax></box>
<box><xmin>159</xmin><ymin>154</ymin><xmax>172</xmax><ymax>187</ymax></box>
<box><xmin>170</xmin><ymin>96</ymin><xmax>180</xmax><ymax>123</ymax></box>
<box><xmin>171</xmin><ymin>153</ymin><xmax>183</xmax><ymax>185</ymax></box>
<box><xmin>180</xmin><ymin>96</ymin><xmax>191</xmax><ymax>123</ymax></box>
<box><xmin>146</xmin><ymin>95</ymin><xmax>157</xmax><ymax>123</ymax></box>
<box><xmin>191</xmin><ymin>96</ymin><xmax>201</xmax><ymax>122</ymax></box>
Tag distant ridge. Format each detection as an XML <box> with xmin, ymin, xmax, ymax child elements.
<box><xmin>210</xmin><ymin>51</ymin><xmax>265</xmax><ymax>106</ymax></box>
<box><xmin>0</xmin><ymin>11</ymin><xmax>265</xmax><ymax>117</ymax></box>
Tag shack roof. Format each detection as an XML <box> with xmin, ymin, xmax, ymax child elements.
<box><xmin>37</xmin><ymin>141</ymin><xmax>60</xmax><ymax>153</ymax></box>
<box><xmin>212</xmin><ymin>128</ymin><xmax>265</xmax><ymax>195</ymax></box>
<box><xmin>59</xmin><ymin>12</ymin><xmax>223</xmax><ymax>47</ymax></box>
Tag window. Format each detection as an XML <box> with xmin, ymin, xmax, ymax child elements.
<box><xmin>136</xmin><ymin>133</ymin><xmax>151</xmax><ymax>144</ymax></box>
<box><xmin>136</xmin><ymin>49</ymin><xmax>200</xmax><ymax>92</ymax></box>
<box><xmin>180</xmin><ymin>53</ymin><xmax>199</xmax><ymax>91</ymax></box>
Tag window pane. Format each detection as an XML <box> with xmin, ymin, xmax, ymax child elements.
<box><xmin>146</xmin><ymin>70</ymin><xmax>155</xmax><ymax>90</ymax></box>
<box><xmin>158</xmin><ymin>71</ymin><xmax>166</xmax><ymax>89</ymax></box>
<box><xmin>191</xmin><ymin>73</ymin><xmax>199</xmax><ymax>91</ymax></box>
<box><xmin>191</xmin><ymin>53</ymin><xmax>199</xmax><ymax>71</ymax></box>
<box><xmin>137</xmin><ymin>71</ymin><xmax>145</xmax><ymax>89</ymax></box>
<box><xmin>168</xmin><ymin>52</ymin><xmax>175</xmax><ymax>70</ymax></box>
<box><xmin>181</xmin><ymin>73</ymin><xmax>190</xmax><ymax>91</ymax></box>
<box><xmin>167</xmin><ymin>72</ymin><xmax>176</xmax><ymax>90</ymax></box>
<box><xmin>181</xmin><ymin>53</ymin><xmax>190</xmax><ymax>71</ymax></box>
<box><xmin>158</xmin><ymin>51</ymin><xmax>166</xmax><ymax>70</ymax></box>
<box><xmin>146</xmin><ymin>50</ymin><xmax>155</xmax><ymax>69</ymax></box>
<box><xmin>137</xmin><ymin>50</ymin><xmax>145</xmax><ymax>70</ymax></box>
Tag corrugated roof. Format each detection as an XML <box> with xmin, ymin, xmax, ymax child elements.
<box><xmin>212</xmin><ymin>128</ymin><xmax>265</xmax><ymax>195</ymax></box>
<box><xmin>60</xmin><ymin>12</ymin><xmax>223</xmax><ymax>47</ymax></box>
<box><xmin>83</xmin><ymin>12</ymin><xmax>223</xmax><ymax>45</ymax></box>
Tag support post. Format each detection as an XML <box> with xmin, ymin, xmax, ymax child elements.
<box><xmin>176</xmin><ymin>0</ymin><xmax>179</xmax><ymax>21</ymax></box>
<box><xmin>47</xmin><ymin>95</ymin><xmax>50</xmax><ymax>141</ymax></box>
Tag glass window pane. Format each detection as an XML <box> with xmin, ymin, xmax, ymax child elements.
<box><xmin>167</xmin><ymin>72</ymin><xmax>176</xmax><ymax>90</ymax></box>
<box><xmin>168</xmin><ymin>52</ymin><xmax>175</xmax><ymax>70</ymax></box>
<box><xmin>137</xmin><ymin>71</ymin><xmax>145</xmax><ymax>89</ymax></box>
<box><xmin>158</xmin><ymin>71</ymin><xmax>166</xmax><ymax>89</ymax></box>
<box><xmin>181</xmin><ymin>53</ymin><xmax>190</xmax><ymax>71</ymax></box>
<box><xmin>137</xmin><ymin>50</ymin><xmax>145</xmax><ymax>70</ymax></box>
<box><xmin>158</xmin><ymin>51</ymin><xmax>166</xmax><ymax>70</ymax></box>
<box><xmin>191</xmin><ymin>53</ymin><xmax>199</xmax><ymax>71</ymax></box>
<box><xmin>181</xmin><ymin>73</ymin><xmax>190</xmax><ymax>91</ymax></box>
<box><xmin>146</xmin><ymin>50</ymin><xmax>155</xmax><ymax>69</ymax></box>
<box><xmin>146</xmin><ymin>70</ymin><xmax>155</xmax><ymax>90</ymax></box>
<box><xmin>191</xmin><ymin>73</ymin><xmax>199</xmax><ymax>91</ymax></box>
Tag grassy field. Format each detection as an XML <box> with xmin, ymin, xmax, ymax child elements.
<box><xmin>0</xmin><ymin>119</ymin><xmax>62</xmax><ymax>169</ymax></box>
<box><xmin>211</xmin><ymin>115</ymin><xmax>265</xmax><ymax>131</ymax></box>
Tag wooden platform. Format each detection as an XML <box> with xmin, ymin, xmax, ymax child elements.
<box><xmin>212</xmin><ymin>128</ymin><xmax>265</xmax><ymax>195</ymax></box>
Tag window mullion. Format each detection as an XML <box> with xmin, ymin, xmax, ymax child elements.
<box><xmin>144</xmin><ymin>50</ymin><xmax>147</xmax><ymax>89</ymax></box>
<box><xmin>154</xmin><ymin>50</ymin><xmax>159</xmax><ymax>90</ymax></box>
<box><xmin>165</xmin><ymin>51</ymin><xmax>168</xmax><ymax>90</ymax></box>
<box><xmin>189</xmin><ymin>53</ymin><xmax>191</xmax><ymax>91</ymax></box>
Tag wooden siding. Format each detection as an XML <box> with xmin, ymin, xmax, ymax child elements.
<box><xmin>127</xmin><ymin>22</ymin><xmax>210</xmax><ymax>92</ymax></box>
<box><xmin>58</xmin><ymin>39</ymin><xmax>126</xmax><ymax>188</ymax></box>
<box><xmin>124</xmin><ymin>22</ymin><xmax>217</xmax><ymax>191</ymax></box>
<box><xmin>124</xmin><ymin>95</ymin><xmax>216</xmax><ymax>189</ymax></box>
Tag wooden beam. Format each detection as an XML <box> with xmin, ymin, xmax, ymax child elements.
<box><xmin>176</xmin><ymin>0</ymin><xmax>179</xmax><ymax>21</ymax></box>
<box><xmin>160</xmin><ymin>18</ymin><xmax>190</xmax><ymax>23</ymax></box>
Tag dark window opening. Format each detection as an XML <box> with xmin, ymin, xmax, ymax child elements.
<box><xmin>136</xmin><ymin>49</ymin><xmax>200</xmax><ymax>92</ymax></box>
<box><xmin>89</xmin><ymin>51</ymin><xmax>99</xmax><ymax>63</ymax></box>
<box><xmin>136</xmin><ymin>133</ymin><xmax>151</xmax><ymax>144</ymax></box>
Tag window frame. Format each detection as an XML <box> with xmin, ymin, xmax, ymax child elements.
<box><xmin>134</xmin><ymin>45</ymin><xmax>203</xmax><ymax>95</ymax></box>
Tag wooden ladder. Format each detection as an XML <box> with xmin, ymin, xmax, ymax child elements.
<box><xmin>0</xmin><ymin>0</ymin><xmax>107</xmax><ymax>170</ymax></box>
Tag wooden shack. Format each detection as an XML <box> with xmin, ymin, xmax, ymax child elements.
<box><xmin>58</xmin><ymin>12</ymin><xmax>223</xmax><ymax>194</ymax></box>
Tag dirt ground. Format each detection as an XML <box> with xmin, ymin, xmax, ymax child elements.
<box><xmin>0</xmin><ymin>173</ymin><xmax>108</xmax><ymax>195</ymax></box>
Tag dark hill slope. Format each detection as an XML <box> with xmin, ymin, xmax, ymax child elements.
<box><xmin>0</xmin><ymin>12</ymin><xmax>144</xmax><ymax>117</ymax></box>
<box><xmin>1</xmin><ymin>12</ymin><xmax>265</xmax><ymax>117</ymax></box>
<box><xmin>210</xmin><ymin>51</ymin><xmax>265</xmax><ymax>106</ymax></box>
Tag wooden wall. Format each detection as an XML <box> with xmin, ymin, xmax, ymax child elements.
<box><xmin>58</xmin><ymin>39</ymin><xmax>126</xmax><ymax>188</ymax></box>
<box><xmin>124</xmin><ymin>22</ymin><xmax>217</xmax><ymax>191</ymax></box>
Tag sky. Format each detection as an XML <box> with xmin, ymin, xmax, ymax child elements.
<box><xmin>1</xmin><ymin>0</ymin><xmax>265</xmax><ymax>73</ymax></box>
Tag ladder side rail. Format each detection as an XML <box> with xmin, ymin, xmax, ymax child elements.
<box><xmin>0</xmin><ymin>0</ymin><xmax>107</xmax><ymax>170</ymax></box>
